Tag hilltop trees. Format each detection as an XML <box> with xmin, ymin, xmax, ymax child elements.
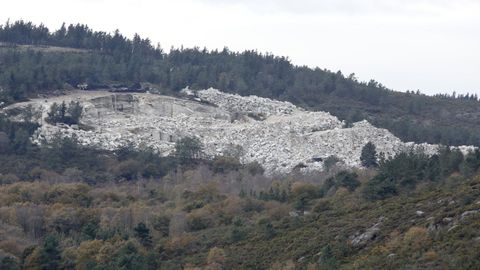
<box><xmin>0</xmin><ymin>20</ymin><xmax>161</xmax><ymax>58</ymax></box>
<box><xmin>2</xmin><ymin>20</ymin><xmax>480</xmax><ymax>146</ymax></box>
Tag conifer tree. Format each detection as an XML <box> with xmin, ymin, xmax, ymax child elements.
<box><xmin>360</xmin><ymin>142</ymin><xmax>378</xmax><ymax>168</ymax></box>
<box><xmin>134</xmin><ymin>222</ymin><xmax>153</xmax><ymax>248</ymax></box>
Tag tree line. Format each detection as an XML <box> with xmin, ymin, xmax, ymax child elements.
<box><xmin>0</xmin><ymin>20</ymin><xmax>162</xmax><ymax>58</ymax></box>
<box><xmin>1</xmin><ymin>20</ymin><xmax>480</xmax><ymax>146</ymax></box>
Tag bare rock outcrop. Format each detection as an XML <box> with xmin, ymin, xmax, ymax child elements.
<box><xmin>3</xmin><ymin>88</ymin><xmax>448</xmax><ymax>175</ymax></box>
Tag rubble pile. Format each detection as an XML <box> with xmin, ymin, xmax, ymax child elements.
<box><xmin>4</xmin><ymin>88</ymin><xmax>447</xmax><ymax>175</ymax></box>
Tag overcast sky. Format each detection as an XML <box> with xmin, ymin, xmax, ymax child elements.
<box><xmin>2</xmin><ymin>0</ymin><xmax>480</xmax><ymax>95</ymax></box>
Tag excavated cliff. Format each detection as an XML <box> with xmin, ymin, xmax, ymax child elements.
<box><xmin>3</xmin><ymin>88</ymin><xmax>453</xmax><ymax>175</ymax></box>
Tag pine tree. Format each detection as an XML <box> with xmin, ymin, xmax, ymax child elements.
<box><xmin>318</xmin><ymin>244</ymin><xmax>337</xmax><ymax>270</ymax></box>
<box><xmin>360</xmin><ymin>142</ymin><xmax>378</xmax><ymax>168</ymax></box>
<box><xmin>67</xmin><ymin>101</ymin><xmax>83</xmax><ymax>124</ymax></box>
<box><xmin>134</xmin><ymin>222</ymin><xmax>153</xmax><ymax>248</ymax></box>
<box><xmin>0</xmin><ymin>256</ymin><xmax>19</xmax><ymax>270</ymax></box>
<box><xmin>39</xmin><ymin>235</ymin><xmax>61</xmax><ymax>270</ymax></box>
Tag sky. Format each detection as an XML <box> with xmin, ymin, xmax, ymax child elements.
<box><xmin>1</xmin><ymin>0</ymin><xmax>480</xmax><ymax>95</ymax></box>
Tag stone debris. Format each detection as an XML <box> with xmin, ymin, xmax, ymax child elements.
<box><xmin>350</xmin><ymin>218</ymin><xmax>384</xmax><ymax>247</ymax></box>
<box><xmin>460</xmin><ymin>209</ymin><xmax>480</xmax><ymax>221</ymax></box>
<box><xmin>2</xmin><ymin>88</ymin><xmax>466</xmax><ymax>175</ymax></box>
<box><xmin>416</xmin><ymin>210</ymin><xmax>425</xmax><ymax>217</ymax></box>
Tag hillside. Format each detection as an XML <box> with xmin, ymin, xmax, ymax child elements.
<box><xmin>1</xmin><ymin>20</ymin><xmax>480</xmax><ymax>270</ymax></box>
<box><xmin>4</xmin><ymin>88</ymin><xmax>445</xmax><ymax>175</ymax></box>
<box><xmin>1</xmin><ymin>21</ymin><xmax>480</xmax><ymax>147</ymax></box>
<box><xmin>0</xmin><ymin>137</ymin><xmax>479</xmax><ymax>269</ymax></box>
<box><xmin>0</xmin><ymin>81</ymin><xmax>480</xmax><ymax>269</ymax></box>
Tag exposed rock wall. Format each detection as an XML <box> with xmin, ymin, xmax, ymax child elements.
<box><xmin>3</xmin><ymin>88</ymin><xmax>453</xmax><ymax>175</ymax></box>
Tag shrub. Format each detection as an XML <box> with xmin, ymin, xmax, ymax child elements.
<box><xmin>212</xmin><ymin>156</ymin><xmax>241</xmax><ymax>173</ymax></box>
<box><xmin>290</xmin><ymin>182</ymin><xmax>320</xmax><ymax>200</ymax></box>
<box><xmin>187</xmin><ymin>215</ymin><xmax>212</xmax><ymax>232</ymax></box>
<box><xmin>318</xmin><ymin>244</ymin><xmax>337</xmax><ymax>270</ymax></box>
<box><xmin>206</xmin><ymin>247</ymin><xmax>226</xmax><ymax>269</ymax></box>
<box><xmin>0</xmin><ymin>173</ymin><xmax>20</xmax><ymax>184</ymax></box>
<box><xmin>152</xmin><ymin>215</ymin><xmax>170</xmax><ymax>237</ymax></box>
<box><xmin>422</xmin><ymin>250</ymin><xmax>438</xmax><ymax>262</ymax></box>
<box><xmin>113</xmin><ymin>159</ymin><xmax>142</xmax><ymax>181</ymax></box>
<box><xmin>362</xmin><ymin>175</ymin><xmax>397</xmax><ymax>201</ymax></box>
<box><xmin>0</xmin><ymin>256</ymin><xmax>19</xmax><ymax>270</ymax></box>
<box><xmin>313</xmin><ymin>199</ymin><xmax>331</xmax><ymax>213</ymax></box>
<box><xmin>324</xmin><ymin>155</ymin><xmax>341</xmax><ymax>171</ymax></box>
<box><xmin>403</xmin><ymin>226</ymin><xmax>430</xmax><ymax>251</ymax></box>
<box><xmin>245</xmin><ymin>161</ymin><xmax>265</xmax><ymax>175</ymax></box>
<box><xmin>334</xmin><ymin>171</ymin><xmax>360</xmax><ymax>191</ymax></box>
<box><xmin>257</xmin><ymin>219</ymin><xmax>276</xmax><ymax>240</ymax></box>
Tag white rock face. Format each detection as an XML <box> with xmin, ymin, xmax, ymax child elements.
<box><xmin>3</xmin><ymin>88</ymin><xmax>445</xmax><ymax>175</ymax></box>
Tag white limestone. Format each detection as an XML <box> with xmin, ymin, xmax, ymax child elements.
<box><xmin>2</xmin><ymin>88</ymin><xmax>455</xmax><ymax>175</ymax></box>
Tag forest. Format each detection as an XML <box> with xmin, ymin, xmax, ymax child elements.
<box><xmin>1</xmin><ymin>20</ymin><xmax>480</xmax><ymax>146</ymax></box>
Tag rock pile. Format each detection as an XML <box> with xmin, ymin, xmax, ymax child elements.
<box><xmin>3</xmin><ymin>88</ymin><xmax>447</xmax><ymax>175</ymax></box>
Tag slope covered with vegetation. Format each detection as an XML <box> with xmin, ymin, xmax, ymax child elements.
<box><xmin>0</xmin><ymin>114</ymin><xmax>480</xmax><ymax>269</ymax></box>
<box><xmin>1</xmin><ymin>20</ymin><xmax>480</xmax><ymax>146</ymax></box>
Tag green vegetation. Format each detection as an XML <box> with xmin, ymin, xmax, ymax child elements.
<box><xmin>46</xmin><ymin>101</ymin><xmax>83</xmax><ymax>125</ymax></box>
<box><xmin>1</xmin><ymin>112</ymin><xmax>479</xmax><ymax>269</ymax></box>
<box><xmin>134</xmin><ymin>223</ymin><xmax>153</xmax><ymax>248</ymax></box>
<box><xmin>1</xmin><ymin>20</ymin><xmax>480</xmax><ymax>146</ymax></box>
<box><xmin>360</xmin><ymin>142</ymin><xmax>378</xmax><ymax>168</ymax></box>
<box><xmin>174</xmin><ymin>136</ymin><xmax>203</xmax><ymax>164</ymax></box>
<box><xmin>0</xmin><ymin>132</ymin><xmax>479</xmax><ymax>269</ymax></box>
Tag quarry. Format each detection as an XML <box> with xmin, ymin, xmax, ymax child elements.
<box><xmin>3</xmin><ymin>88</ymin><xmax>456</xmax><ymax>175</ymax></box>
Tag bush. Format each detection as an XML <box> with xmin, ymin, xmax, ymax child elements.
<box><xmin>290</xmin><ymin>182</ymin><xmax>320</xmax><ymax>201</ymax></box>
<box><xmin>0</xmin><ymin>256</ymin><xmax>19</xmax><ymax>270</ymax></box>
<box><xmin>334</xmin><ymin>171</ymin><xmax>360</xmax><ymax>191</ymax></box>
<box><xmin>324</xmin><ymin>155</ymin><xmax>341</xmax><ymax>171</ymax></box>
<box><xmin>245</xmin><ymin>161</ymin><xmax>265</xmax><ymax>175</ymax></box>
<box><xmin>318</xmin><ymin>245</ymin><xmax>337</xmax><ymax>270</ymax></box>
<box><xmin>362</xmin><ymin>175</ymin><xmax>397</xmax><ymax>201</ymax></box>
<box><xmin>206</xmin><ymin>247</ymin><xmax>226</xmax><ymax>268</ymax></box>
<box><xmin>152</xmin><ymin>215</ymin><xmax>170</xmax><ymax>237</ymax></box>
<box><xmin>187</xmin><ymin>215</ymin><xmax>212</xmax><ymax>232</ymax></box>
<box><xmin>212</xmin><ymin>156</ymin><xmax>241</xmax><ymax>173</ymax></box>
<box><xmin>0</xmin><ymin>173</ymin><xmax>20</xmax><ymax>184</ymax></box>
<box><xmin>113</xmin><ymin>159</ymin><xmax>142</xmax><ymax>181</ymax></box>
<box><xmin>257</xmin><ymin>219</ymin><xmax>276</xmax><ymax>240</ymax></box>
<box><xmin>313</xmin><ymin>199</ymin><xmax>331</xmax><ymax>213</ymax></box>
<box><xmin>230</xmin><ymin>227</ymin><xmax>247</xmax><ymax>243</ymax></box>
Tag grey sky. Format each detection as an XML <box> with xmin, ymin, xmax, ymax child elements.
<box><xmin>2</xmin><ymin>0</ymin><xmax>480</xmax><ymax>95</ymax></box>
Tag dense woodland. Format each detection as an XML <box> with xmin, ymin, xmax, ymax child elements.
<box><xmin>1</xmin><ymin>20</ymin><xmax>480</xmax><ymax>146</ymax></box>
